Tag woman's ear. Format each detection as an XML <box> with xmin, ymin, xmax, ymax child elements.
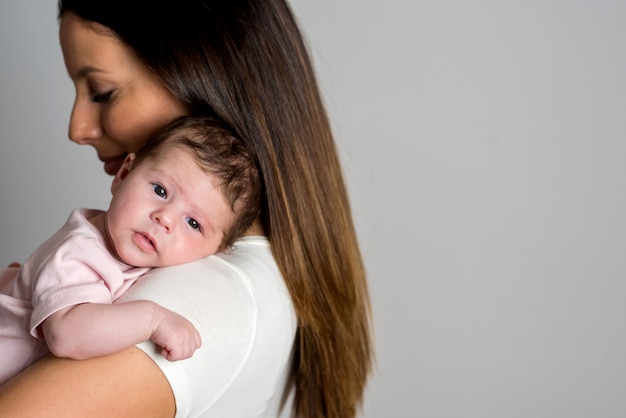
<box><xmin>111</xmin><ymin>153</ymin><xmax>137</xmax><ymax>194</ymax></box>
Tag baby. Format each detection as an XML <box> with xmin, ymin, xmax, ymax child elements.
<box><xmin>0</xmin><ymin>116</ymin><xmax>261</xmax><ymax>385</ymax></box>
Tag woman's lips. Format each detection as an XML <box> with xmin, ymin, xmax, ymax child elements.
<box><xmin>101</xmin><ymin>154</ymin><xmax>127</xmax><ymax>176</ymax></box>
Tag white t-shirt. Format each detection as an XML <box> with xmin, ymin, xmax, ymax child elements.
<box><xmin>116</xmin><ymin>236</ymin><xmax>297</xmax><ymax>418</ymax></box>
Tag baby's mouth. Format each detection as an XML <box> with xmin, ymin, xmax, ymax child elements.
<box><xmin>133</xmin><ymin>232</ymin><xmax>157</xmax><ymax>253</ymax></box>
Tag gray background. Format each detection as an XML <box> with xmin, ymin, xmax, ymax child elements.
<box><xmin>1</xmin><ymin>1</ymin><xmax>625</xmax><ymax>417</ymax></box>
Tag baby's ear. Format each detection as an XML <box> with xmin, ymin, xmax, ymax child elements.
<box><xmin>111</xmin><ymin>153</ymin><xmax>137</xmax><ymax>194</ymax></box>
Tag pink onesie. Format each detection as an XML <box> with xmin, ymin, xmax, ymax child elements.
<box><xmin>0</xmin><ymin>208</ymin><xmax>149</xmax><ymax>385</ymax></box>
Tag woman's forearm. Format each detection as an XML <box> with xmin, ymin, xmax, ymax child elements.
<box><xmin>0</xmin><ymin>350</ymin><xmax>175</xmax><ymax>417</ymax></box>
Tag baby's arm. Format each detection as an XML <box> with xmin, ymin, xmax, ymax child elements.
<box><xmin>41</xmin><ymin>301</ymin><xmax>202</xmax><ymax>361</ymax></box>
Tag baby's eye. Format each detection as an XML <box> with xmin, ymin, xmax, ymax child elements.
<box><xmin>152</xmin><ymin>183</ymin><xmax>167</xmax><ymax>199</ymax></box>
<box><xmin>186</xmin><ymin>217</ymin><xmax>201</xmax><ymax>231</ymax></box>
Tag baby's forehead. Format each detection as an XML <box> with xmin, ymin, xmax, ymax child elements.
<box><xmin>145</xmin><ymin>151</ymin><xmax>200</xmax><ymax>176</ymax></box>
<box><xmin>140</xmin><ymin>141</ymin><xmax>197</xmax><ymax>165</ymax></box>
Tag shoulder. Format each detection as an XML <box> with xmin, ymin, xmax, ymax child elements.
<box><xmin>25</xmin><ymin>208</ymin><xmax>128</xmax><ymax>283</ymax></box>
<box><xmin>22</xmin><ymin>208</ymin><xmax>111</xmax><ymax>283</ymax></box>
<box><xmin>217</xmin><ymin>236</ymin><xmax>286</xmax><ymax>294</ymax></box>
<box><xmin>117</xmin><ymin>237</ymin><xmax>292</xmax><ymax>338</ymax></box>
<box><xmin>27</xmin><ymin>208</ymin><xmax>107</xmax><ymax>265</ymax></box>
<box><xmin>59</xmin><ymin>208</ymin><xmax>104</xmax><ymax>239</ymax></box>
<box><xmin>122</xmin><ymin>236</ymin><xmax>279</xmax><ymax>305</ymax></box>
<box><xmin>116</xmin><ymin>236</ymin><xmax>297</xmax><ymax>416</ymax></box>
<box><xmin>123</xmin><ymin>236</ymin><xmax>286</xmax><ymax>307</ymax></box>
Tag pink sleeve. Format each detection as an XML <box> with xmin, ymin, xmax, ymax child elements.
<box><xmin>29</xmin><ymin>234</ymin><xmax>126</xmax><ymax>338</ymax></box>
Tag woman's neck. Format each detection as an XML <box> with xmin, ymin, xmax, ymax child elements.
<box><xmin>242</xmin><ymin>217</ymin><xmax>266</xmax><ymax>237</ymax></box>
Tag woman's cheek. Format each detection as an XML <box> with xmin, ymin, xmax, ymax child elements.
<box><xmin>106</xmin><ymin>110</ymin><xmax>152</xmax><ymax>153</ymax></box>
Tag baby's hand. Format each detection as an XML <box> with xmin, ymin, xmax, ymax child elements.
<box><xmin>150</xmin><ymin>308</ymin><xmax>202</xmax><ymax>361</ymax></box>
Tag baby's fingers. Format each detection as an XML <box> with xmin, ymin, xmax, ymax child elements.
<box><xmin>162</xmin><ymin>330</ymin><xmax>202</xmax><ymax>361</ymax></box>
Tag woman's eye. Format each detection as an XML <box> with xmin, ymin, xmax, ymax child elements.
<box><xmin>186</xmin><ymin>217</ymin><xmax>201</xmax><ymax>231</ymax></box>
<box><xmin>91</xmin><ymin>91</ymin><xmax>113</xmax><ymax>104</ymax></box>
<box><xmin>152</xmin><ymin>184</ymin><xmax>167</xmax><ymax>199</ymax></box>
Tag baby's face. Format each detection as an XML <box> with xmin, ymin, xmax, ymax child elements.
<box><xmin>105</xmin><ymin>147</ymin><xmax>234</xmax><ymax>267</ymax></box>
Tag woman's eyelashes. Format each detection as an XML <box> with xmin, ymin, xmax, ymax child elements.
<box><xmin>90</xmin><ymin>90</ymin><xmax>114</xmax><ymax>104</ymax></box>
<box><xmin>152</xmin><ymin>183</ymin><xmax>167</xmax><ymax>199</ymax></box>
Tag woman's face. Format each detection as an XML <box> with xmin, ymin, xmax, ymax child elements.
<box><xmin>59</xmin><ymin>12</ymin><xmax>188</xmax><ymax>175</ymax></box>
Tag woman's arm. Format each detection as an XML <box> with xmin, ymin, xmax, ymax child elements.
<box><xmin>0</xmin><ymin>348</ymin><xmax>175</xmax><ymax>417</ymax></box>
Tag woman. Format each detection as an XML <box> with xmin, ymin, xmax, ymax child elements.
<box><xmin>0</xmin><ymin>1</ymin><xmax>373</xmax><ymax>417</ymax></box>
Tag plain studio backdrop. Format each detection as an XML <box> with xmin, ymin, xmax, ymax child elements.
<box><xmin>1</xmin><ymin>1</ymin><xmax>625</xmax><ymax>417</ymax></box>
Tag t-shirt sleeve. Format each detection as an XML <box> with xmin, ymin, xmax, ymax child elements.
<box><xmin>114</xmin><ymin>256</ymin><xmax>258</xmax><ymax>417</ymax></box>
<box><xmin>29</xmin><ymin>234</ymin><xmax>122</xmax><ymax>337</ymax></box>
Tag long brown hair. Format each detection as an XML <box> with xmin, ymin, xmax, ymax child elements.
<box><xmin>59</xmin><ymin>1</ymin><xmax>373</xmax><ymax>416</ymax></box>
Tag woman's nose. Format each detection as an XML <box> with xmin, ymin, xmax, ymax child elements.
<box><xmin>68</xmin><ymin>100</ymin><xmax>103</xmax><ymax>145</ymax></box>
